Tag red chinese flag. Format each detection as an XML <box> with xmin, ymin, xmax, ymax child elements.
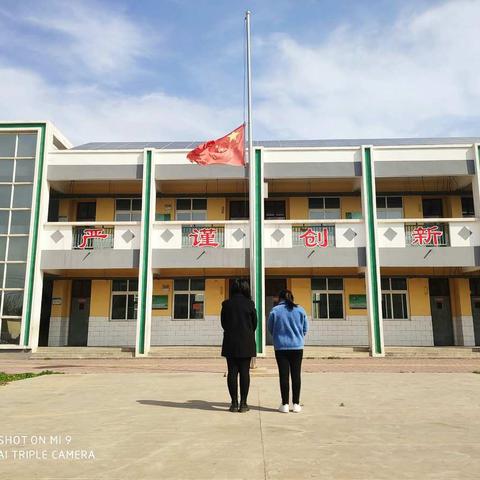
<box><xmin>187</xmin><ymin>124</ymin><xmax>245</xmax><ymax>166</ymax></box>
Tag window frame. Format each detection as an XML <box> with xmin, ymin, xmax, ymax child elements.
<box><xmin>173</xmin><ymin>278</ymin><xmax>205</xmax><ymax>320</ymax></box>
<box><xmin>311</xmin><ymin>277</ymin><xmax>344</xmax><ymax>320</ymax></box>
<box><xmin>308</xmin><ymin>197</ymin><xmax>341</xmax><ymax>220</ymax></box>
<box><xmin>461</xmin><ymin>196</ymin><xmax>475</xmax><ymax>218</ymax></box>
<box><xmin>110</xmin><ymin>279</ymin><xmax>138</xmax><ymax>321</ymax></box>
<box><xmin>115</xmin><ymin>198</ymin><xmax>142</xmax><ymax>222</ymax></box>
<box><xmin>376</xmin><ymin>196</ymin><xmax>403</xmax><ymax>219</ymax></box>
<box><xmin>175</xmin><ymin>198</ymin><xmax>207</xmax><ymax>221</ymax></box>
<box><xmin>381</xmin><ymin>277</ymin><xmax>409</xmax><ymax>320</ymax></box>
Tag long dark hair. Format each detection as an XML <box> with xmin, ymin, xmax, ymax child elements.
<box><xmin>278</xmin><ymin>289</ymin><xmax>297</xmax><ymax>310</ymax></box>
<box><xmin>230</xmin><ymin>279</ymin><xmax>251</xmax><ymax>300</ymax></box>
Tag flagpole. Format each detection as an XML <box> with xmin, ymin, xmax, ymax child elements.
<box><xmin>245</xmin><ymin>11</ymin><xmax>263</xmax><ymax>362</ymax></box>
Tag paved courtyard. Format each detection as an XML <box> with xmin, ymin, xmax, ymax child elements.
<box><xmin>1</xmin><ymin>369</ymin><xmax>480</xmax><ymax>479</ymax></box>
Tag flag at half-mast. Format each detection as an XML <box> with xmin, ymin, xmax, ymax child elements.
<box><xmin>187</xmin><ymin>124</ymin><xmax>245</xmax><ymax>166</ymax></box>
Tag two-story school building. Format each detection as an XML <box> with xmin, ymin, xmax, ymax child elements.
<box><xmin>2</xmin><ymin>121</ymin><xmax>480</xmax><ymax>356</ymax></box>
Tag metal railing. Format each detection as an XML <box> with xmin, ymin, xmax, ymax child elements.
<box><xmin>181</xmin><ymin>225</ymin><xmax>225</xmax><ymax>248</ymax></box>
<box><xmin>405</xmin><ymin>222</ymin><xmax>449</xmax><ymax>247</ymax></box>
<box><xmin>72</xmin><ymin>226</ymin><xmax>115</xmax><ymax>249</ymax></box>
<box><xmin>292</xmin><ymin>224</ymin><xmax>336</xmax><ymax>247</ymax></box>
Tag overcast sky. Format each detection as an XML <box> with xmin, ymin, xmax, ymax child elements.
<box><xmin>0</xmin><ymin>0</ymin><xmax>478</xmax><ymax>145</ymax></box>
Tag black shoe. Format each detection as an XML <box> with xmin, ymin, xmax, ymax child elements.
<box><xmin>229</xmin><ymin>402</ymin><xmax>239</xmax><ymax>412</ymax></box>
<box><xmin>238</xmin><ymin>403</ymin><xmax>249</xmax><ymax>413</ymax></box>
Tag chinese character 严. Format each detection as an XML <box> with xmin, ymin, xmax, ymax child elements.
<box><xmin>78</xmin><ymin>228</ymin><xmax>109</xmax><ymax>249</ymax></box>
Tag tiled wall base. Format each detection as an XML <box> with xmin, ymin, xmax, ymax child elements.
<box><xmin>452</xmin><ymin>316</ymin><xmax>475</xmax><ymax>346</ymax></box>
<box><xmin>48</xmin><ymin>317</ymin><xmax>69</xmax><ymax>346</ymax></box>
<box><xmin>87</xmin><ymin>317</ymin><xmax>136</xmax><ymax>346</ymax></box>
<box><xmin>151</xmin><ymin>315</ymin><xmax>223</xmax><ymax>345</ymax></box>
<box><xmin>305</xmin><ymin>316</ymin><xmax>369</xmax><ymax>346</ymax></box>
<box><xmin>384</xmin><ymin>316</ymin><xmax>434</xmax><ymax>346</ymax></box>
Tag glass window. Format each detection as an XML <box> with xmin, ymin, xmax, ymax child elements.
<box><xmin>0</xmin><ymin>135</ymin><xmax>16</xmax><ymax>157</ymax></box>
<box><xmin>308</xmin><ymin>197</ymin><xmax>340</xmax><ymax>220</ymax></box>
<box><xmin>10</xmin><ymin>210</ymin><xmax>30</xmax><ymax>234</ymax></box>
<box><xmin>110</xmin><ymin>279</ymin><xmax>137</xmax><ymax>320</ymax></box>
<box><xmin>115</xmin><ymin>198</ymin><xmax>141</xmax><ymax>222</ymax></box>
<box><xmin>173</xmin><ymin>278</ymin><xmax>205</xmax><ymax>319</ymax></box>
<box><xmin>176</xmin><ymin>198</ymin><xmax>207</xmax><ymax>221</ymax></box>
<box><xmin>1</xmin><ymin>318</ymin><xmax>21</xmax><ymax>345</ymax></box>
<box><xmin>377</xmin><ymin>196</ymin><xmax>403</xmax><ymax>219</ymax></box>
<box><xmin>0</xmin><ymin>185</ymin><xmax>12</xmax><ymax>208</ymax></box>
<box><xmin>265</xmin><ymin>200</ymin><xmax>286</xmax><ymax>220</ymax></box>
<box><xmin>0</xmin><ymin>237</ymin><xmax>6</xmax><ymax>260</ymax></box>
<box><xmin>14</xmin><ymin>160</ymin><xmax>35</xmax><ymax>182</ymax></box>
<box><xmin>461</xmin><ymin>197</ymin><xmax>474</xmax><ymax>218</ymax></box>
<box><xmin>0</xmin><ymin>211</ymin><xmax>8</xmax><ymax>234</ymax></box>
<box><xmin>16</xmin><ymin>134</ymin><xmax>37</xmax><ymax>157</ymax></box>
<box><xmin>229</xmin><ymin>200</ymin><xmax>249</xmax><ymax>220</ymax></box>
<box><xmin>2</xmin><ymin>291</ymin><xmax>23</xmax><ymax>316</ymax></box>
<box><xmin>7</xmin><ymin>237</ymin><xmax>28</xmax><ymax>261</ymax></box>
<box><xmin>0</xmin><ymin>160</ymin><xmax>14</xmax><ymax>182</ymax></box>
<box><xmin>5</xmin><ymin>263</ymin><xmax>26</xmax><ymax>288</ymax></box>
<box><xmin>381</xmin><ymin>277</ymin><xmax>408</xmax><ymax>319</ymax></box>
<box><xmin>0</xmin><ymin>263</ymin><xmax>4</xmax><ymax>281</ymax></box>
<box><xmin>312</xmin><ymin>277</ymin><xmax>344</xmax><ymax>319</ymax></box>
<box><xmin>12</xmin><ymin>185</ymin><xmax>32</xmax><ymax>208</ymax></box>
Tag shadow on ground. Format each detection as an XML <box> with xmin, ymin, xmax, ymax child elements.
<box><xmin>137</xmin><ymin>399</ymin><xmax>278</xmax><ymax>412</ymax></box>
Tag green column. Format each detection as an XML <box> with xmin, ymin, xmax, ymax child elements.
<box><xmin>361</xmin><ymin>146</ymin><xmax>384</xmax><ymax>356</ymax></box>
<box><xmin>136</xmin><ymin>149</ymin><xmax>153</xmax><ymax>356</ymax></box>
<box><xmin>254</xmin><ymin>149</ymin><xmax>264</xmax><ymax>354</ymax></box>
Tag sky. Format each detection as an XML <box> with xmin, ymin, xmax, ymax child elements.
<box><xmin>0</xmin><ymin>0</ymin><xmax>479</xmax><ymax>145</ymax></box>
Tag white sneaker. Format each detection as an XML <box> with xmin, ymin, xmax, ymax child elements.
<box><xmin>278</xmin><ymin>404</ymin><xmax>289</xmax><ymax>413</ymax></box>
<box><xmin>292</xmin><ymin>403</ymin><xmax>302</xmax><ymax>413</ymax></box>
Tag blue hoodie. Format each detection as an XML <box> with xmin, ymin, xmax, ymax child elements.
<box><xmin>267</xmin><ymin>302</ymin><xmax>309</xmax><ymax>350</ymax></box>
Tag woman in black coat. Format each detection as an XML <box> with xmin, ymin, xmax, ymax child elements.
<box><xmin>221</xmin><ymin>279</ymin><xmax>258</xmax><ymax>412</ymax></box>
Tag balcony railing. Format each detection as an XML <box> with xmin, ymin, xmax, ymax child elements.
<box><xmin>42</xmin><ymin>222</ymin><xmax>141</xmax><ymax>251</ymax></box>
<box><xmin>404</xmin><ymin>222</ymin><xmax>449</xmax><ymax>247</ymax></box>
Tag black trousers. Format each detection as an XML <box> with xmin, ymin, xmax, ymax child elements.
<box><xmin>275</xmin><ymin>349</ymin><xmax>303</xmax><ymax>405</ymax></box>
<box><xmin>226</xmin><ymin>357</ymin><xmax>251</xmax><ymax>404</ymax></box>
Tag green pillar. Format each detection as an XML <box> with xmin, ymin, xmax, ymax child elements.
<box><xmin>361</xmin><ymin>146</ymin><xmax>384</xmax><ymax>356</ymax></box>
<box><xmin>136</xmin><ymin>149</ymin><xmax>153</xmax><ymax>356</ymax></box>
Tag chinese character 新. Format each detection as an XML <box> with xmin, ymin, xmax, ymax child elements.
<box><xmin>189</xmin><ymin>227</ymin><xmax>220</xmax><ymax>248</ymax></box>
<box><xmin>299</xmin><ymin>227</ymin><xmax>329</xmax><ymax>248</ymax></box>
<box><xmin>78</xmin><ymin>228</ymin><xmax>109</xmax><ymax>249</ymax></box>
<box><xmin>410</xmin><ymin>225</ymin><xmax>443</xmax><ymax>246</ymax></box>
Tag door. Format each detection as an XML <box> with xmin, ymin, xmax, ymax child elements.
<box><xmin>76</xmin><ymin>202</ymin><xmax>96</xmax><ymax>221</ymax></box>
<box><xmin>471</xmin><ymin>296</ymin><xmax>480</xmax><ymax>346</ymax></box>
<box><xmin>68</xmin><ymin>280</ymin><xmax>91</xmax><ymax>346</ymax></box>
<box><xmin>265</xmin><ymin>279</ymin><xmax>287</xmax><ymax>345</ymax></box>
<box><xmin>422</xmin><ymin>198</ymin><xmax>443</xmax><ymax>219</ymax></box>
<box><xmin>429</xmin><ymin>279</ymin><xmax>454</xmax><ymax>346</ymax></box>
<box><xmin>38</xmin><ymin>278</ymin><xmax>53</xmax><ymax>346</ymax></box>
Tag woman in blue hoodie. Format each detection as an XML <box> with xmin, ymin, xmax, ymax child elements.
<box><xmin>267</xmin><ymin>289</ymin><xmax>308</xmax><ymax>413</ymax></box>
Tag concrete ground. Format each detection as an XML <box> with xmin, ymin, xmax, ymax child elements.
<box><xmin>1</xmin><ymin>370</ymin><xmax>480</xmax><ymax>479</ymax></box>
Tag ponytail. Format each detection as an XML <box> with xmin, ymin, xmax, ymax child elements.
<box><xmin>278</xmin><ymin>289</ymin><xmax>297</xmax><ymax>310</ymax></box>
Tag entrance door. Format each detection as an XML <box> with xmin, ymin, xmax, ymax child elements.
<box><xmin>265</xmin><ymin>279</ymin><xmax>287</xmax><ymax>345</ymax></box>
<box><xmin>422</xmin><ymin>198</ymin><xmax>443</xmax><ymax>219</ymax></box>
<box><xmin>38</xmin><ymin>278</ymin><xmax>53</xmax><ymax>346</ymax></box>
<box><xmin>471</xmin><ymin>296</ymin><xmax>480</xmax><ymax>346</ymax></box>
<box><xmin>429</xmin><ymin>279</ymin><xmax>454</xmax><ymax>346</ymax></box>
<box><xmin>76</xmin><ymin>202</ymin><xmax>96</xmax><ymax>221</ymax></box>
<box><xmin>68</xmin><ymin>280</ymin><xmax>91</xmax><ymax>346</ymax></box>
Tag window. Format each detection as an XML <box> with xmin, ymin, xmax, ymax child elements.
<box><xmin>461</xmin><ymin>196</ymin><xmax>474</xmax><ymax>218</ymax></box>
<box><xmin>176</xmin><ymin>198</ymin><xmax>207</xmax><ymax>221</ymax></box>
<box><xmin>311</xmin><ymin>278</ymin><xmax>344</xmax><ymax>319</ymax></box>
<box><xmin>381</xmin><ymin>277</ymin><xmax>408</xmax><ymax>319</ymax></box>
<box><xmin>111</xmin><ymin>279</ymin><xmax>138</xmax><ymax>320</ymax></box>
<box><xmin>265</xmin><ymin>200</ymin><xmax>286</xmax><ymax>219</ymax></box>
<box><xmin>115</xmin><ymin>198</ymin><xmax>142</xmax><ymax>221</ymax></box>
<box><xmin>308</xmin><ymin>197</ymin><xmax>340</xmax><ymax>220</ymax></box>
<box><xmin>376</xmin><ymin>196</ymin><xmax>403</xmax><ymax>219</ymax></box>
<box><xmin>173</xmin><ymin>278</ymin><xmax>205</xmax><ymax>319</ymax></box>
<box><xmin>229</xmin><ymin>200</ymin><xmax>249</xmax><ymax>220</ymax></box>
<box><xmin>0</xmin><ymin>133</ymin><xmax>37</xmax><ymax>345</ymax></box>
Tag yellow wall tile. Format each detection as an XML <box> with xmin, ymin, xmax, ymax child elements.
<box><xmin>51</xmin><ymin>280</ymin><xmax>71</xmax><ymax>317</ymax></box>
<box><xmin>408</xmin><ymin>278</ymin><xmax>430</xmax><ymax>316</ymax></box>
<box><xmin>207</xmin><ymin>198</ymin><xmax>226</xmax><ymax>220</ymax></box>
<box><xmin>448</xmin><ymin>197</ymin><xmax>462</xmax><ymax>218</ymax></box>
<box><xmin>289</xmin><ymin>278</ymin><xmax>311</xmax><ymax>316</ymax></box>
<box><xmin>96</xmin><ymin>198</ymin><xmax>115</xmax><ymax>221</ymax></box>
<box><xmin>449</xmin><ymin>278</ymin><xmax>472</xmax><ymax>317</ymax></box>
<box><xmin>156</xmin><ymin>198</ymin><xmax>175</xmax><ymax>220</ymax></box>
<box><xmin>344</xmin><ymin>278</ymin><xmax>367</xmax><ymax>316</ymax></box>
<box><xmin>341</xmin><ymin>197</ymin><xmax>362</xmax><ymax>219</ymax></box>
<box><xmin>90</xmin><ymin>280</ymin><xmax>111</xmax><ymax>317</ymax></box>
<box><xmin>152</xmin><ymin>279</ymin><xmax>173</xmax><ymax>317</ymax></box>
<box><xmin>205</xmin><ymin>278</ymin><xmax>226</xmax><ymax>316</ymax></box>
<box><xmin>288</xmin><ymin>197</ymin><xmax>308</xmax><ymax>220</ymax></box>
<box><xmin>403</xmin><ymin>196</ymin><xmax>423</xmax><ymax>218</ymax></box>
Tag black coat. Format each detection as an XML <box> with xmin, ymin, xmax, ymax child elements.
<box><xmin>221</xmin><ymin>293</ymin><xmax>258</xmax><ymax>358</ymax></box>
